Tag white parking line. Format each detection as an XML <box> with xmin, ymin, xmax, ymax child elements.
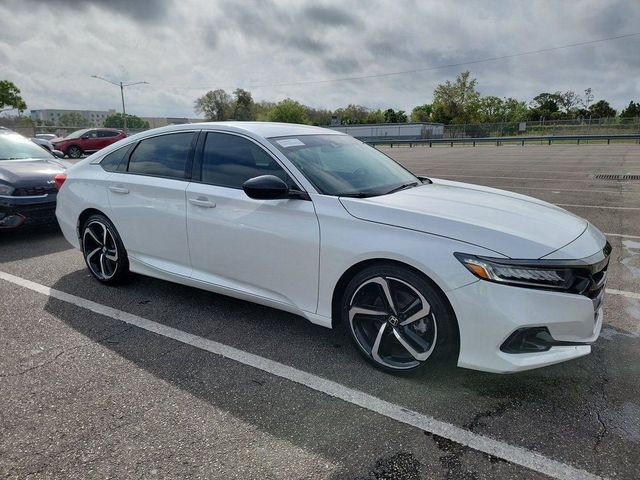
<box><xmin>435</xmin><ymin>174</ymin><xmax>638</xmax><ymax>183</ymax></box>
<box><xmin>556</xmin><ymin>204</ymin><xmax>640</xmax><ymax>211</ymax></box>
<box><xmin>0</xmin><ymin>270</ymin><xmax>605</xmax><ymax>480</ymax></box>
<box><xmin>605</xmin><ymin>233</ymin><xmax>640</xmax><ymax>240</ymax></box>
<box><xmin>606</xmin><ymin>288</ymin><xmax>640</xmax><ymax>300</ymax></box>
<box><xmin>488</xmin><ymin>185</ymin><xmax>640</xmax><ymax>195</ymax></box>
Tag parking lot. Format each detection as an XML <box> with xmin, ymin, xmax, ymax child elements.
<box><xmin>1</xmin><ymin>144</ymin><xmax>639</xmax><ymax>479</ymax></box>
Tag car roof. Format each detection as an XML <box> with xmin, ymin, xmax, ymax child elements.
<box><xmin>130</xmin><ymin>121</ymin><xmax>344</xmax><ymax>140</ymax></box>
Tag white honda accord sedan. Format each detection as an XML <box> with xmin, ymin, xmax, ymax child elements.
<box><xmin>55</xmin><ymin>122</ymin><xmax>611</xmax><ymax>373</ymax></box>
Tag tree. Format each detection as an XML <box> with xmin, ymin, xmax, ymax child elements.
<box><xmin>620</xmin><ymin>101</ymin><xmax>640</xmax><ymax>118</ymax></box>
<box><xmin>588</xmin><ymin>100</ymin><xmax>616</xmax><ymax>118</ymax></box>
<box><xmin>383</xmin><ymin>108</ymin><xmax>407</xmax><ymax>123</ymax></box>
<box><xmin>558</xmin><ymin>90</ymin><xmax>582</xmax><ymax>114</ymax></box>
<box><xmin>502</xmin><ymin>98</ymin><xmax>529</xmax><ymax>121</ymax></box>
<box><xmin>363</xmin><ymin>109</ymin><xmax>385</xmax><ymax>124</ymax></box>
<box><xmin>104</xmin><ymin>113</ymin><xmax>149</xmax><ymax>129</ymax></box>
<box><xmin>254</xmin><ymin>100</ymin><xmax>275</xmax><ymax>121</ymax></box>
<box><xmin>0</xmin><ymin>80</ymin><xmax>27</xmax><ymax>112</ymax></box>
<box><xmin>431</xmin><ymin>71</ymin><xmax>480</xmax><ymax>124</ymax></box>
<box><xmin>194</xmin><ymin>89</ymin><xmax>232</xmax><ymax>121</ymax></box>
<box><xmin>584</xmin><ymin>88</ymin><xmax>594</xmax><ymax>109</ymax></box>
<box><xmin>476</xmin><ymin>96</ymin><xmax>504</xmax><ymax>123</ymax></box>
<box><xmin>268</xmin><ymin>99</ymin><xmax>309</xmax><ymax>124</ymax></box>
<box><xmin>58</xmin><ymin>112</ymin><xmax>91</xmax><ymax>127</ymax></box>
<box><xmin>411</xmin><ymin>104</ymin><xmax>433</xmax><ymax>122</ymax></box>
<box><xmin>232</xmin><ymin>88</ymin><xmax>255</xmax><ymax>121</ymax></box>
<box><xmin>306</xmin><ymin>107</ymin><xmax>332</xmax><ymax>126</ymax></box>
<box><xmin>334</xmin><ymin>104</ymin><xmax>369</xmax><ymax>124</ymax></box>
<box><xmin>528</xmin><ymin>92</ymin><xmax>563</xmax><ymax>120</ymax></box>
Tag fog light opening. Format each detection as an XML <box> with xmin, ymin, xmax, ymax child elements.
<box><xmin>0</xmin><ymin>213</ymin><xmax>26</xmax><ymax>229</ymax></box>
<box><xmin>500</xmin><ymin>327</ymin><xmax>554</xmax><ymax>354</ymax></box>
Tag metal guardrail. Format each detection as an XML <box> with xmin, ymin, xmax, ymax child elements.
<box><xmin>367</xmin><ymin>134</ymin><xmax>640</xmax><ymax>148</ymax></box>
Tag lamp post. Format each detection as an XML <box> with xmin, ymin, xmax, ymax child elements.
<box><xmin>90</xmin><ymin>75</ymin><xmax>149</xmax><ymax>133</ymax></box>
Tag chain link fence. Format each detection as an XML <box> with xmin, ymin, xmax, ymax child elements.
<box><xmin>2</xmin><ymin>115</ymin><xmax>640</xmax><ymax>141</ymax></box>
<box><xmin>443</xmin><ymin>117</ymin><xmax>640</xmax><ymax>138</ymax></box>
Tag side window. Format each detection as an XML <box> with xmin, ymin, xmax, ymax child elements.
<box><xmin>201</xmin><ymin>133</ymin><xmax>288</xmax><ymax>188</ymax></box>
<box><xmin>100</xmin><ymin>144</ymin><xmax>130</xmax><ymax>172</ymax></box>
<box><xmin>98</xmin><ymin>130</ymin><xmax>118</xmax><ymax>138</ymax></box>
<box><xmin>87</xmin><ymin>130</ymin><xmax>98</xmax><ymax>138</ymax></box>
<box><xmin>127</xmin><ymin>132</ymin><xmax>194</xmax><ymax>179</ymax></box>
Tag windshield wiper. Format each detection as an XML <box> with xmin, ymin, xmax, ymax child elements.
<box><xmin>382</xmin><ymin>181</ymin><xmax>420</xmax><ymax>195</ymax></box>
<box><xmin>335</xmin><ymin>192</ymin><xmax>375</xmax><ymax>198</ymax></box>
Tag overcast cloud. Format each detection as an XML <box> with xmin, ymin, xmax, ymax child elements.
<box><xmin>1</xmin><ymin>0</ymin><xmax>639</xmax><ymax>117</ymax></box>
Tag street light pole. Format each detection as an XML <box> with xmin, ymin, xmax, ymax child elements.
<box><xmin>90</xmin><ymin>75</ymin><xmax>149</xmax><ymax>133</ymax></box>
<box><xmin>119</xmin><ymin>82</ymin><xmax>127</xmax><ymax>133</ymax></box>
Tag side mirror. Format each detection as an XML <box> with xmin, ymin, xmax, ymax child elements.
<box><xmin>81</xmin><ymin>135</ymin><xmax>90</xmax><ymax>140</ymax></box>
<box><xmin>52</xmin><ymin>150</ymin><xmax>65</xmax><ymax>158</ymax></box>
<box><xmin>242</xmin><ymin>175</ymin><xmax>290</xmax><ymax>200</ymax></box>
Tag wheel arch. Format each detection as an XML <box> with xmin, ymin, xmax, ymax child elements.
<box><xmin>330</xmin><ymin>258</ymin><xmax>459</xmax><ymax>338</ymax></box>
<box><xmin>77</xmin><ymin>208</ymin><xmax>110</xmax><ymax>239</ymax></box>
<box><xmin>66</xmin><ymin>144</ymin><xmax>83</xmax><ymax>155</ymax></box>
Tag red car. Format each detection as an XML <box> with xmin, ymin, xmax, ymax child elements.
<box><xmin>53</xmin><ymin>128</ymin><xmax>127</xmax><ymax>158</ymax></box>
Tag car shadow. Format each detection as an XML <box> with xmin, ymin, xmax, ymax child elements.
<box><xmin>0</xmin><ymin>225</ymin><xmax>71</xmax><ymax>263</ymax></box>
<box><xmin>41</xmin><ymin>268</ymin><xmax>616</xmax><ymax>478</ymax></box>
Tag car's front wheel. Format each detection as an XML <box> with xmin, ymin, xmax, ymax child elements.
<box><xmin>342</xmin><ymin>264</ymin><xmax>458</xmax><ymax>373</ymax></box>
<box><xmin>67</xmin><ymin>145</ymin><xmax>83</xmax><ymax>158</ymax></box>
<box><xmin>81</xmin><ymin>214</ymin><xmax>129</xmax><ymax>285</ymax></box>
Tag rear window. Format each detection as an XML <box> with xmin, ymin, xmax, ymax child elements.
<box><xmin>98</xmin><ymin>130</ymin><xmax>119</xmax><ymax>138</ymax></box>
<box><xmin>100</xmin><ymin>144</ymin><xmax>130</xmax><ymax>172</ymax></box>
<box><xmin>127</xmin><ymin>132</ymin><xmax>194</xmax><ymax>179</ymax></box>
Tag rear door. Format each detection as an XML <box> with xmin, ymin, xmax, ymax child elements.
<box><xmin>107</xmin><ymin>131</ymin><xmax>197</xmax><ymax>276</ymax></box>
<box><xmin>185</xmin><ymin>131</ymin><xmax>320</xmax><ymax>313</ymax></box>
<box><xmin>97</xmin><ymin>129</ymin><xmax>120</xmax><ymax>149</ymax></box>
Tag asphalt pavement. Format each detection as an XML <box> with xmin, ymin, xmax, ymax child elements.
<box><xmin>1</xmin><ymin>144</ymin><xmax>639</xmax><ymax>479</ymax></box>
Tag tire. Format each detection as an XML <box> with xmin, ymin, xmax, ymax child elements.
<box><xmin>81</xmin><ymin>214</ymin><xmax>129</xmax><ymax>285</ymax></box>
<box><xmin>341</xmin><ymin>264</ymin><xmax>458</xmax><ymax>373</ymax></box>
<box><xmin>67</xmin><ymin>145</ymin><xmax>83</xmax><ymax>158</ymax></box>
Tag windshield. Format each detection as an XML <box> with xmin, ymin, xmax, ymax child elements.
<box><xmin>0</xmin><ymin>134</ymin><xmax>52</xmax><ymax>160</ymax></box>
<box><xmin>269</xmin><ymin>134</ymin><xmax>419</xmax><ymax>196</ymax></box>
<box><xmin>64</xmin><ymin>128</ymin><xmax>91</xmax><ymax>139</ymax></box>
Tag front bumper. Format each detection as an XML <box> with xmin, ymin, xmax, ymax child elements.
<box><xmin>449</xmin><ymin>279</ymin><xmax>604</xmax><ymax>373</ymax></box>
<box><xmin>0</xmin><ymin>194</ymin><xmax>58</xmax><ymax>229</ymax></box>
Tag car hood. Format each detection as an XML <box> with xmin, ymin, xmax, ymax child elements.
<box><xmin>0</xmin><ymin>158</ymin><xmax>68</xmax><ymax>187</ymax></box>
<box><xmin>339</xmin><ymin>178</ymin><xmax>588</xmax><ymax>259</ymax></box>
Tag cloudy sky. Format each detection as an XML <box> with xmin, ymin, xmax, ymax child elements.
<box><xmin>1</xmin><ymin>0</ymin><xmax>639</xmax><ymax>118</ymax></box>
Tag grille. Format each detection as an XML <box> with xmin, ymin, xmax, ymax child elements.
<box><xmin>13</xmin><ymin>185</ymin><xmax>56</xmax><ymax>196</ymax></box>
<box><xmin>569</xmin><ymin>259</ymin><xmax>609</xmax><ymax>313</ymax></box>
<box><xmin>593</xmin><ymin>174</ymin><xmax>640</xmax><ymax>181</ymax></box>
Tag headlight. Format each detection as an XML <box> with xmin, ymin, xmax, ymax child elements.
<box><xmin>454</xmin><ymin>253</ymin><xmax>573</xmax><ymax>290</ymax></box>
<box><xmin>0</xmin><ymin>183</ymin><xmax>14</xmax><ymax>196</ymax></box>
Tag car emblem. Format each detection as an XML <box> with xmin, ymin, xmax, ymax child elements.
<box><xmin>388</xmin><ymin>316</ymin><xmax>399</xmax><ymax>327</ymax></box>
<box><xmin>46</xmin><ymin>180</ymin><xmax>55</xmax><ymax>184</ymax></box>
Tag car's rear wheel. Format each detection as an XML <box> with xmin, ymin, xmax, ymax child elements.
<box><xmin>67</xmin><ymin>145</ymin><xmax>83</xmax><ymax>158</ymax></box>
<box><xmin>81</xmin><ymin>214</ymin><xmax>129</xmax><ymax>285</ymax></box>
<box><xmin>342</xmin><ymin>264</ymin><xmax>458</xmax><ymax>373</ymax></box>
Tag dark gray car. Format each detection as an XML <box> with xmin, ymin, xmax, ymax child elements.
<box><xmin>0</xmin><ymin>131</ymin><xmax>69</xmax><ymax>229</ymax></box>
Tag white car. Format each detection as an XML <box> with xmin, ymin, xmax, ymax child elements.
<box><xmin>35</xmin><ymin>133</ymin><xmax>58</xmax><ymax>141</ymax></box>
<box><xmin>55</xmin><ymin>122</ymin><xmax>610</xmax><ymax>373</ymax></box>
<box><xmin>30</xmin><ymin>137</ymin><xmax>54</xmax><ymax>152</ymax></box>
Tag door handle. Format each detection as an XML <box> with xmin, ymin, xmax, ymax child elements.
<box><xmin>189</xmin><ymin>197</ymin><xmax>216</xmax><ymax>208</ymax></box>
<box><xmin>108</xmin><ymin>185</ymin><xmax>129</xmax><ymax>194</ymax></box>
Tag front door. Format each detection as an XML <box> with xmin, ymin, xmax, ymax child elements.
<box><xmin>82</xmin><ymin>129</ymin><xmax>101</xmax><ymax>152</ymax></box>
<box><xmin>186</xmin><ymin>131</ymin><xmax>320</xmax><ymax>313</ymax></box>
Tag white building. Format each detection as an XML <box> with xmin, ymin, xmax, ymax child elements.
<box><xmin>329</xmin><ymin>122</ymin><xmax>444</xmax><ymax>140</ymax></box>
<box><xmin>30</xmin><ymin>109</ymin><xmax>117</xmax><ymax>126</ymax></box>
